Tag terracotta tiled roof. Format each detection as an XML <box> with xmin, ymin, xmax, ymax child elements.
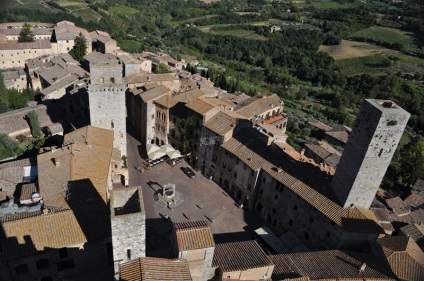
<box><xmin>371</xmin><ymin>208</ymin><xmax>392</xmax><ymax>223</ymax></box>
<box><xmin>307</xmin><ymin>119</ymin><xmax>333</xmax><ymax>131</ymax></box>
<box><xmin>0</xmin><ymin>104</ymin><xmax>58</xmax><ymax>137</ymax></box>
<box><xmin>120</xmin><ymin>257</ymin><xmax>192</xmax><ymax>281</ymax></box>
<box><xmin>221</xmin><ymin>137</ymin><xmax>383</xmax><ymax>233</ymax></box>
<box><xmin>379</xmin><ymin>236</ymin><xmax>424</xmax><ymax>281</ymax></box>
<box><xmin>174</xmin><ymin>221</ymin><xmax>215</xmax><ymax>251</ymax></box>
<box><xmin>324</xmin><ymin>125</ymin><xmax>352</xmax><ymax>144</ymax></box>
<box><xmin>386</xmin><ymin>197</ymin><xmax>410</xmax><ymax>216</ymax></box>
<box><xmin>54</xmin><ymin>20</ymin><xmax>91</xmax><ymax>42</ymax></box>
<box><xmin>124</xmin><ymin>73</ymin><xmax>178</xmax><ymax>84</ymax></box>
<box><xmin>0</xmin><ymin>39</ymin><xmax>51</xmax><ymax>50</ymax></box>
<box><xmin>1</xmin><ymin>209</ymin><xmax>87</xmax><ymax>259</ymax></box>
<box><xmin>203</xmin><ymin>111</ymin><xmax>245</xmax><ymax>136</ymax></box>
<box><xmin>19</xmin><ymin>182</ymin><xmax>37</xmax><ymax>202</ymax></box>
<box><xmin>185</xmin><ymin>98</ymin><xmax>215</xmax><ymax>115</ymax></box>
<box><xmin>154</xmin><ymin>88</ymin><xmax>206</xmax><ymax>108</ymax></box>
<box><xmin>138</xmin><ymin>85</ymin><xmax>172</xmax><ymax>103</ymax></box>
<box><xmin>213</xmin><ymin>240</ymin><xmax>273</xmax><ymax>273</ymax></box>
<box><xmin>400</xmin><ymin>224</ymin><xmax>424</xmax><ymax>250</ymax></box>
<box><xmin>235</xmin><ymin>94</ymin><xmax>282</xmax><ymax>119</ymax></box>
<box><xmin>271</xmin><ymin>250</ymin><xmax>395</xmax><ymax>280</ymax></box>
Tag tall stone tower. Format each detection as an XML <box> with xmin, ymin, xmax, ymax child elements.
<box><xmin>88</xmin><ymin>59</ymin><xmax>127</xmax><ymax>156</ymax></box>
<box><xmin>331</xmin><ymin>99</ymin><xmax>410</xmax><ymax>209</ymax></box>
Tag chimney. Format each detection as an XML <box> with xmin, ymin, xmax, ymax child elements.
<box><xmin>54</xmin><ymin>157</ymin><xmax>61</xmax><ymax>167</ymax></box>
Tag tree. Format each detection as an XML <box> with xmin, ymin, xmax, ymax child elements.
<box><xmin>69</xmin><ymin>32</ymin><xmax>87</xmax><ymax>62</ymax></box>
<box><xmin>0</xmin><ymin>72</ymin><xmax>8</xmax><ymax>113</ymax></box>
<box><xmin>0</xmin><ymin>133</ymin><xmax>21</xmax><ymax>160</ymax></box>
<box><xmin>399</xmin><ymin>139</ymin><xmax>424</xmax><ymax>187</ymax></box>
<box><xmin>18</xmin><ymin>23</ymin><xmax>34</xmax><ymax>43</ymax></box>
<box><xmin>27</xmin><ymin>110</ymin><xmax>42</xmax><ymax>138</ymax></box>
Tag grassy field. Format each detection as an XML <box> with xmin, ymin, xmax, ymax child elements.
<box><xmin>109</xmin><ymin>6</ymin><xmax>139</xmax><ymax>15</ymax></box>
<box><xmin>54</xmin><ymin>0</ymin><xmax>101</xmax><ymax>21</ymax></box>
<box><xmin>352</xmin><ymin>26</ymin><xmax>413</xmax><ymax>46</ymax></box>
<box><xmin>292</xmin><ymin>0</ymin><xmax>360</xmax><ymax>9</ymax></box>
<box><xmin>210</xmin><ymin>29</ymin><xmax>267</xmax><ymax>41</ymax></box>
<box><xmin>319</xmin><ymin>39</ymin><xmax>424</xmax><ymax>76</ymax></box>
<box><xmin>319</xmin><ymin>40</ymin><xmax>386</xmax><ymax>60</ymax></box>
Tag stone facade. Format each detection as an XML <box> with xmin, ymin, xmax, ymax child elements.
<box><xmin>0</xmin><ymin>45</ymin><xmax>54</xmax><ymax>69</ymax></box>
<box><xmin>254</xmin><ymin>170</ymin><xmax>378</xmax><ymax>251</ymax></box>
<box><xmin>178</xmin><ymin>248</ymin><xmax>215</xmax><ymax>281</ymax></box>
<box><xmin>331</xmin><ymin>99</ymin><xmax>410</xmax><ymax>208</ymax></box>
<box><xmin>0</xmin><ymin>239</ymin><xmax>112</xmax><ymax>281</ymax></box>
<box><xmin>88</xmin><ymin>60</ymin><xmax>127</xmax><ymax>156</ymax></box>
<box><xmin>110</xmin><ymin>187</ymin><xmax>146</xmax><ymax>277</ymax></box>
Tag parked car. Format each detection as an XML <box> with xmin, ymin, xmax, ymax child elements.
<box><xmin>183</xmin><ymin>167</ymin><xmax>196</xmax><ymax>178</ymax></box>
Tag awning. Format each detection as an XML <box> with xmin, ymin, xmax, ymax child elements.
<box><xmin>160</xmin><ymin>144</ymin><xmax>175</xmax><ymax>153</ymax></box>
<box><xmin>146</xmin><ymin>144</ymin><xmax>161</xmax><ymax>154</ymax></box>
<box><xmin>147</xmin><ymin>150</ymin><xmax>166</xmax><ymax>160</ymax></box>
<box><xmin>167</xmin><ymin>150</ymin><xmax>182</xmax><ymax>159</ymax></box>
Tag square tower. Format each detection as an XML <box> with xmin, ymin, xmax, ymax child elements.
<box><xmin>88</xmin><ymin>60</ymin><xmax>127</xmax><ymax>156</ymax></box>
<box><xmin>331</xmin><ymin>99</ymin><xmax>410</xmax><ymax>209</ymax></box>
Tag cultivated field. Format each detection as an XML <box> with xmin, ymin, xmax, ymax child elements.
<box><xmin>319</xmin><ymin>40</ymin><xmax>386</xmax><ymax>60</ymax></box>
<box><xmin>320</xmin><ymin>40</ymin><xmax>424</xmax><ymax>76</ymax></box>
<box><xmin>352</xmin><ymin>26</ymin><xmax>413</xmax><ymax>46</ymax></box>
<box><xmin>54</xmin><ymin>0</ymin><xmax>102</xmax><ymax>21</ymax></box>
<box><xmin>109</xmin><ymin>6</ymin><xmax>139</xmax><ymax>16</ymax></box>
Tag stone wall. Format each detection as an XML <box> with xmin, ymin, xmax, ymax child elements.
<box><xmin>88</xmin><ymin>61</ymin><xmax>127</xmax><ymax>156</ymax></box>
<box><xmin>0</xmin><ymin>47</ymin><xmax>53</xmax><ymax>69</ymax></box>
<box><xmin>331</xmin><ymin>99</ymin><xmax>410</xmax><ymax>208</ymax></box>
<box><xmin>110</xmin><ymin>187</ymin><xmax>146</xmax><ymax>276</ymax></box>
<box><xmin>2</xmin><ymin>239</ymin><xmax>111</xmax><ymax>281</ymax></box>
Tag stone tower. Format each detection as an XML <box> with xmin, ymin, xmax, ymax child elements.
<box><xmin>331</xmin><ymin>99</ymin><xmax>410</xmax><ymax>209</ymax></box>
<box><xmin>110</xmin><ymin>186</ymin><xmax>145</xmax><ymax>277</ymax></box>
<box><xmin>88</xmin><ymin>59</ymin><xmax>127</xmax><ymax>156</ymax></box>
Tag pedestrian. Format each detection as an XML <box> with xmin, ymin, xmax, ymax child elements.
<box><xmin>137</xmin><ymin>166</ymin><xmax>141</xmax><ymax>172</ymax></box>
<box><xmin>171</xmin><ymin>207</ymin><xmax>174</xmax><ymax>212</ymax></box>
<box><xmin>240</xmin><ymin>203</ymin><xmax>243</xmax><ymax>209</ymax></box>
<box><xmin>212</xmin><ymin>217</ymin><xmax>215</xmax><ymax>224</ymax></box>
<box><xmin>141</xmin><ymin>167</ymin><xmax>144</xmax><ymax>173</ymax></box>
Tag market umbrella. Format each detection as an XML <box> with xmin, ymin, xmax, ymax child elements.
<box><xmin>148</xmin><ymin>150</ymin><xmax>166</xmax><ymax>160</ymax></box>
<box><xmin>161</xmin><ymin>144</ymin><xmax>175</xmax><ymax>153</ymax></box>
<box><xmin>146</xmin><ymin>144</ymin><xmax>161</xmax><ymax>154</ymax></box>
<box><xmin>167</xmin><ymin>150</ymin><xmax>182</xmax><ymax>159</ymax></box>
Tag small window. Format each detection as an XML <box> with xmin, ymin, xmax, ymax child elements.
<box><xmin>274</xmin><ymin>194</ymin><xmax>278</xmax><ymax>200</ymax></box>
<box><xmin>58</xmin><ymin>248</ymin><xmax>68</xmax><ymax>259</ymax></box>
<box><xmin>127</xmin><ymin>249</ymin><xmax>131</xmax><ymax>260</ymax></box>
<box><xmin>304</xmin><ymin>233</ymin><xmax>310</xmax><ymax>240</ymax></box>
<box><xmin>293</xmin><ymin>205</ymin><xmax>298</xmax><ymax>210</ymax></box>
<box><xmin>378</xmin><ymin>149</ymin><xmax>383</xmax><ymax>157</ymax></box>
<box><xmin>36</xmin><ymin>259</ymin><xmax>49</xmax><ymax>271</ymax></box>
<box><xmin>57</xmin><ymin>259</ymin><xmax>74</xmax><ymax>271</ymax></box>
<box><xmin>309</xmin><ymin>217</ymin><xmax>313</xmax><ymax>223</ymax></box>
<box><xmin>250</xmin><ymin>169</ymin><xmax>254</xmax><ymax>176</ymax></box>
<box><xmin>233</xmin><ymin>172</ymin><xmax>237</xmax><ymax>178</ymax></box>
<box><xmin>326</xmin><ymin>231</ymin><xmax>331</xmax><ymax>238</ymax></box>
<box><xmin>110</xmin><ymin>77</ymin><xmax>115</xmax><ymax>83</ymax></box>
<box><xmin>313</xmin><ymin>207</ymin><xmax>317</xmax><ymax>212</ymax></box>
<box><xmin>289</xmin><ymin>220</ymin><xmax>293</xmax><ymax>226</ymax></box>
<box><xmin>272</xmin><ymin>208</ymin><xmax>277</xmax><ymax>214</ymax></box>
<box><xmin>331</xmin><ymin>221</ymin><xmax>335</xmax><ymax>226</ymax></box>
<box><xmin>15</xmin><ymin>264</ymin><xmax>29</xmax><ymax>276</ymax></box>
<box><xmin>111</xmin><ymin>121</ymin><xmax>114</xmax><ymax>128</ymax></box>
<box><xmin>262</xmin><ymin>177</ymin><xmax>266</xmax><ymax>183</ymax></box>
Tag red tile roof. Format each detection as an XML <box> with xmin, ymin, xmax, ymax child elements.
<box><xmin>174</xmin><ymin>221</ymin><xmax>215</xmax><ymax>251</ymax></box>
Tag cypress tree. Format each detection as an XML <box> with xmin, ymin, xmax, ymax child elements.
<box><xmin>18</xmin><ymin>23</ymin><xmax>34</xmax><ymax>43</ymax></box>
<box><xmin>69</xmin><ymin>32</ymin><xmax>87</xmax><ymax>62</ymax></box>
